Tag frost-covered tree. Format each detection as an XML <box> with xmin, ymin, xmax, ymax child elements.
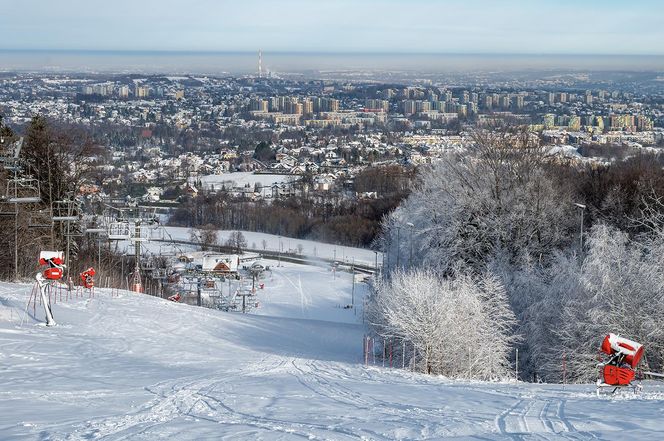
<box><xmin>380</xmin><ymin>128</ymin><xmax>576</xmax><ymax>276</ymax></box>
<box><xmin>368</xmin><ymin>269</ymin><xmax>517</xmax><ymax>380</ymax></box>
<box><xmin>374</xmin><ymin>125</ymin><xmax>664</xmax><ymax>384</ymax></box>
<box><xmin>551</xmin><ymin>224</ymin><xmax>664</xmax><ymax>381</ymax></box>
<box><xmin>516</xmin><ymin>252</ymin><xmax>583</xmax><ymax>382</ymax></box>
<box><xmin>376</xmin><ymin>128</ymin><xmax>579</xmax><ymax>381</ymax></box>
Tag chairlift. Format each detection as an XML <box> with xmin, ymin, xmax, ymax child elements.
<box><xmin>158</xmin><ymin>243</ymin><xmax>176</xmax><ymax>256</ymax></box>
<box><xmin>0</xmin><ymin>138</ymin><xmax>23</xmax><ymax>163</ymax></box>
<box><xmin>28</xmin><ymin>211</ymin><xmax>52</xmax><ymax>229</ymax></box>
<box><xmin>151</xmin><ymin>268</ymin><xmax>166</xmax><ymax>279</ymax></box>
<box><xmin>64</xmin><ymin>228</ymin><xmax>84</xmax><ymax>237</ymax></box>
<box><xmin>149</xmin><ymin>226</ymin><xmax>165</xmax><ymax>241</ymax></box>
<box><xmin>6</xmin><ymin>176</ymin><xmax>41</xmax><ymax>204</ymax></box>
<box><xmin>108</xmin><ymin>221</ymin><xmax>131</xmax><ymax>240</ymax></box>
<box><xmin>52</xmin><ymin>199</ymin><xmax>81</xmax><ymax>222</ymax></box>
<box><xmin>82</xmin><ymin>221</ymin><xmax>108</xmax><ymax>237</ymax></box>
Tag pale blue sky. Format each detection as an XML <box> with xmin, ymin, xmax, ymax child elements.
<box><xmin>1</xmin><ymin>0</ymin><xmax>662</xmax><ymax>54</ymax></box>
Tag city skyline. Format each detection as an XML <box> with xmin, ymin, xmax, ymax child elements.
<box><xmin>2</xmin><ymin>0</ymin><xmax>664</xmax><ymax>55</ymax></box>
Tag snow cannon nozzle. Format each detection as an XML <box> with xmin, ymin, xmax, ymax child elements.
<box><xmin>39</xmin><ymin>251</ymin><xmax>65</xmax><ymax>280</ymax></box>
<box><xmin>598</xmin><ymin>333</ymin><xmax>645</xmax><ymax>392</ymax></box>
<box><xmin>601</xmin><ymin>333</ymin><xmax>644</xmax><ymax>369</ymax></box>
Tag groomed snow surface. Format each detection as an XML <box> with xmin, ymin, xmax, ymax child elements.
<box><xmin>2</xmin><ymin>261</ymin><xmax>664</xmax><ymax>440</ymax></box>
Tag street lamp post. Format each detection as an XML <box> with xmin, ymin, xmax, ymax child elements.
<box><xmin>574</xmin><ymin>203</ymin><xmax>586</xmax><ymax>250</ymax></box>
<box><xmin>278</xmin><ymin>236</ymin><xmax>282</xmax><ymax>267</ymax></box>
<box><xmin>395</xmin><ymin>225</ymin><xmax>401</xmax><ymax>269</ymax></box>
<box><xmin>406</xmin><ymin>222</ymin><xmax>414</xmax><ymax>267</ymax></box>
<box><xmin>333</xmin><ymin>248</ymin><xmax>336</xmax><ymax>280</ymax></box>
<box><xmin>351</xmin><ymin>257</ymin><xmax>355</xmax><ymax>307</ymax></box>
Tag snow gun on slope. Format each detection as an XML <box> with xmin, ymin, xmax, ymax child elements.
<box><xmin>35</xmin><ymin>251</ymin><xmax>65</xmax><ymax>326</ymax></box>
<box><xmin>80</xmin><ymin>267</ymin><xmax>95</xmax><ymax>289</ymax></box>
<box><xmin>597</xmin><ymin>333</ymin><xmax>644</xmax><ymax>394</ymax></box>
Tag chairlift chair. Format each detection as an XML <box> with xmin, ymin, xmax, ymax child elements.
<box><xmin>151</xmin><ymin>268</ymin><xmax>166</xmax><ymax>279</ymax></box>
<box><xmin>108</xmin><ymin>221</ymin><xmax>131</xmax><ymax>240</ymax></box>
<box><xmin>6</xmin><ymin>176</ymin><xmax>41</xmax><ymax>204</ymax></box>
<box><xmin>142</xmin><ymin>259</ymin><xmax>155</xmax><ymax>271</ymax></box>
<box><xmin>0</xmin><ymin>138</ymin><xmax>23</xmax><ymax>164</ymax></box>
<box><xmin>149</xmin><ymin>226</ymin><xmax>165</xmax><ymax>241</ymax></box>
<box><xmin>63</xmin><ymin>227</ymin><xmax>85</xmax><ymax>237</ymax></box>
<box><xmin>52</xmin><ymin>199</ymin><xmax>80</xmax><ymax>222</ymax></box>
<box><xmin>28</xmin><ymin>211</ymin><xmax>53</xmax><ymax>229</ymax></box>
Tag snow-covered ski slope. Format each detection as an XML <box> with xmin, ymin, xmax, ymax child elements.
<box><xmin>162</xmin><ymin>227</ymin><xmax>381</xmax><ymax>266</ymax></box>
<box><xmin>3</xmin><ymin>262</ymin><xmax>664</xmax><ymax>440</ymax></box>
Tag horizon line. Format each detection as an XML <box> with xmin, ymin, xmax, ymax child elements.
<box><xmin>2</xmin><ymin>48</ymin><xmax>664</xmax><ymax>57</ymax></box>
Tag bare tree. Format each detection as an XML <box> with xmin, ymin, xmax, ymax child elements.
<box><xmin>190</xmin><ymin>224</ymin><xmax>218</xmax><ymax>251</ymax></box>
<box><xmin>225</xmin><ymin>231</ymin><xmax>247</xmax><ymax>254</ymax></box>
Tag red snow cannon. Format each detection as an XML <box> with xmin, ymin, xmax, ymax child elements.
<box><xmin>39</xmin><ymin>251</ymin><xmax>65</xmax><ymax>280</ymax></box>
<box><xmin>599</xmin><ymin>333</ymin><xmax>644</xmax><ymax>389</ymax></box>
<box><xmin>80</xmin><ymin>267</ymin><xmax>95</xmax><ymax>289</ymax></box>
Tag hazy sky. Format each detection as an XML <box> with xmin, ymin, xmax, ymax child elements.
<box><xmin>2</xmin><ymin>0</ymin><xmax>663</xmax><ymax>54</ymax></box>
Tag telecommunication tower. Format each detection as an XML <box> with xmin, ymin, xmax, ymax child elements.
<box><xmin>258</xmin><ymin>49</ymin><xmax>263</xmax><ymax>78</ymax></box>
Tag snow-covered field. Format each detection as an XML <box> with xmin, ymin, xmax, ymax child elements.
<box><xmin>163</xmin><ymin>226</ymin><xmax>381</xmax><ymax>267</ymax></box>
<box><xmin>2</xmin><ymin>261</ymin><xmax>664</xmax><ymax>440</ymax></box>
<box><xmin>193</xmin><ymin>172</ymin><xmax>295</xmax><ymax>194</ymax></box>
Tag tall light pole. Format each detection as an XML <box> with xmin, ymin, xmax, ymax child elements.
<box><xmin>351</xmin><ymin>257</ymin><xmax>355</xmax><ymax>307</ymax></box>
<box><xmin>574</xmin><ymin>203</ymin><xmax>586</xmax><ymax>250</ymax></box>
<box><xmin>406</xmin><ymin>222</ymin><xmax>414</xmax><ymax>267</ymax></box>
<box><xmin>395</xmin><ymin>225</ymin><xmax>401</xmax><ymax>269</ymax></box>
<box><xmin>333</xmin><ymin>248</ymin><xmax>337</xmax><ymax>280</ymax></box>
<box><xmin>277</xmin><ymin>236</ymin><xmax>282</xmax><ymax>267</ymax></box>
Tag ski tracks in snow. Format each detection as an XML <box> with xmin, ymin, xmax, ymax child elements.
<box><xmin>288</xmin><ymin>359</ymin><xmax>489</xmax><ymax>439</ymax></box>
<box><xmin>56</xmin><ymin>356</ymin><xmax>364</xmax><ymax>441</ymax></box>
<box><xmin>495</xmin><ymin>396</ymin><xmax>591</xmax><ymax>440</ymax></box>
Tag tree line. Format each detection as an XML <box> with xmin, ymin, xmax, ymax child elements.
<box><xmin>169</xmin><ymin>165</ymin><xmax>413</xmax><ymax>247</ymax></box>
<box><xmin>370</xmin><ymin>127</ymin><xmax>664</xmax><ymax>382</ymax></box>
<box><xmin>0</xmin><ymin>116</ymin><xmax>130</xmax><ymax>286</ymax></box>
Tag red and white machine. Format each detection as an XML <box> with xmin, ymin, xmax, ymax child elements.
<box><xmin>597</xmin><ymin>333</ymin><xmax>644</xmax><ymax>393</ymax></box>
<box><xmin>36</xmin><ymin>251</ymin><xmax>65</xmax><ymax>326</ymax></box>
<box><xmin>80</xmin><ymin>267</ymin><xmax>95</xmax><ymax>289</ymax></box>
<box><xmin>39</xmin><ymin>251</ymin><xmax>64</xmax><ymax>281</ymax></box>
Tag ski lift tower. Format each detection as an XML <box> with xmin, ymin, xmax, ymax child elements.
<box><xmin>1</xmin><ymin>140</ymin><xmax>42</xmax><ymax>280</ymax></box>
<box><xmin>83</xmin><ymin>216</ymin><xmax>108</xmax><ymax>268</ymax></box>
<box><xmin>131</xmin><ymin>221</ymin><xmax>144</xmax><ymax>293</ymax></box>
<box><xmin>104</xmin><ymin>202</ymin><xmax>158</xmax><ymax>293</ymax></box>
<box><xmin>52</xmin><ymin>198</ymin><xmax>82</xmax><ymax>288</ymax></box>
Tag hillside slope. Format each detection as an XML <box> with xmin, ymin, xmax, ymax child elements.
<box><xmin>2</xmin><ymin>267</ymin><xmax>664</xmax><ymax>440</ymax></box>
